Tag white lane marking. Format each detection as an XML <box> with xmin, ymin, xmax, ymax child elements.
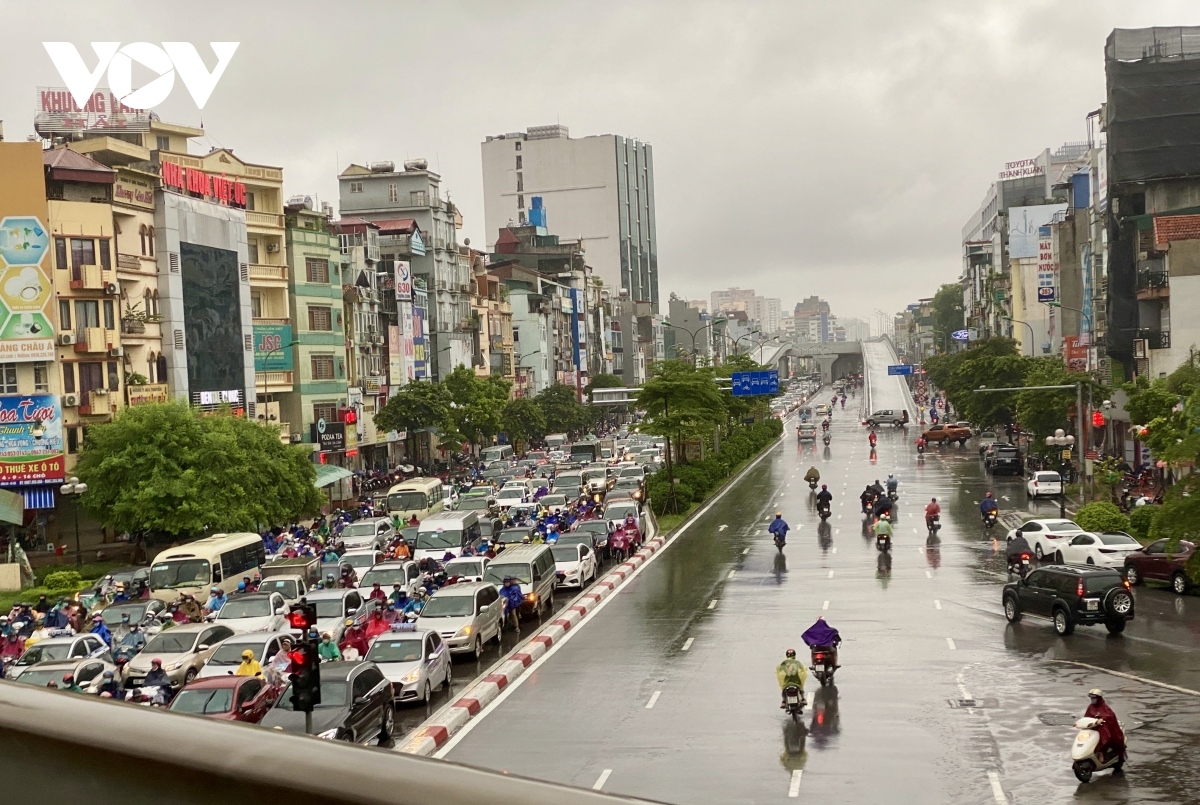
<box><xmin>787</xmin><ymin>483</ymin><xmax>791</xmax><ymax>487</ymax></box>
<box><xmin>822</xmin><ymin>600</ymin><xmax>829</xmax><ymax>610</ymax></box>
<box><xmin>708</xmin><ymin>599</ymin><xmax>718</xmax><ymax>610</ymax></box>
<box><xmin>594</xmin><ymin>769</ymin><xmax>612</xmax><ymax>790</ymax></box>
<box><xmin>646</xmin><ymin>691</ymin><xmax>661</xmax><ymax>709</ymax></box>
<box><xmin>837</xmin><ymin>514</ymin><xmax>842</xmax><ymax>520</ymax></box>
<box><xmin>788</xmin><ymin>769</ymin><xmax>803</xmax><ymax>797</ymax></box>
<box><xmin>832</xmin><ymin>546</ymin><xmax>837</xmax><ymax>554</ymax></box>
<box><xmin>718</xmin><ymin>524</ymin><xmax>728</xmax><ymax>531</ymax></box>
<box><xmin>727</xmin><ymin>569</ymin><xmax>737</xmax><ymax>580</ymax></box>
<box><xmin>1046</xmin><ymin>659</ymin><xmax>1200</xmax><ymax>697</ymax></box>
<box><xmin>987</xmin><ymin>771</ymin><xmax>1007</xmax><ymax>804</ymax></box>
<box><xmin>934</xmin><ymin>599</ymin><xmax>942</xmax><ymax>610</ymax></box>
<box><xmin>1001</xmin><ymin>495</ymin><xmax>1010</xmax><ymax>502</ymax></box>
<box><xmin>742</xmin><ymin>547</ymin><xmax>751</xmax><ymax>556</ymax></box>
<box><xmin>926</xmin><ymin>570</ymin><xmax>932</xmax><ymax>579</ymax></box>
<box><xmin>912</xmin><ymin>528</ymin><xmax>919</xmax><ymax>534</ymax></box>
<box><xmin>828</xmin><ymin>570</ymin><xmax>835</xmax><ymax>579</ymax></box>
<box><xmin>682</xmin><ymin>637</ymin><xmax>694</xmax><ymax>651</ymax></box>
<box><xmin>946</xmin><ymin>637</ymin><xmax>957</xmax><ymax>650</ymax></box>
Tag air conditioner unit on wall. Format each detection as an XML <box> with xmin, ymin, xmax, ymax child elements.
<box><xmin>104</xmin><ymin>282</ymin><xmax>119</xmax><ymax>295</ymax></box>
<box><xmin>108</xmin><ymin>347</ymin><xmax>123</xmax><ymax>358</ymax></box>
<box><xmin>63</xmin><ymin>393</ymin><xmax>79</xmax><ymax>407</ymax></box>
<box><xmin>57</xmin><ymin>333</ymin><xmax>76</xmax><ymax>346</ymax></box>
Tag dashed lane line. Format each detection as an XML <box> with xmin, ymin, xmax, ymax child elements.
<box><xmin>822</xmin><ymin>600</ymin><xmax>829</xmax><ymax>610</ymax></box>
<box><xmin>682</xmin><ymin>637</ymin><xmax>694</xmax><ymax>651</ymax></box>
<box><xmin>728</xmin><ymin>569</ymin><xmax>737</xmax><ymax>579</ymax></box>
<box><xmin>828</xmin><ymin>570</ymin><xmax>835</xmax><ymax>579</ymax></box>
<box><xmin>934</xmin><ymin>600</ymin><xmax>942</xmax><ymax>610</ymax></box>
<box><xmin>593</xmin><ymin>770</ymin><xmax>612</xmax><ymax>790</ymax></box>
<box><xmin>645</xmin><ymin>691</ymin><xmax>661</xmax><ymax>709</ymax></box>
<box><xmin>987</xmin><ymin>771</ymin><xmax>1007</xmax><ymax>804</ymax></box>
<box><xmin>926</xmin><ymin>570</ymin><xmax>933</xmax><ymax>579</ymax></box>
<box><xmin>788</xmin><ymin>770</ymin><xmax>803</xmax><ymax>797</ymax></box>
<box><xmin>742</xmin><ymin>547</ymin><xmax>750</xmax><ymax>555</ymax></box>
<box><xmin>708</xmin><ymin>599</ymin><xmax>718</xmax><ymax>610</ymax></box>
<box><xmin>946</xmin><ymin>637</ymin><xmax>957</xmax><ymax>650</ymax></box>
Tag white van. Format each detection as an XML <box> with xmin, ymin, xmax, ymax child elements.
<box><xmin>480</xmin><ymin>444</ymin><xmax>515</xmax><ymax>464</ymax></box>
<box><xmin>545</xmin><ymin>433</ymin><xmax>568</xmax><ymax>450</ymax></box>
<box><xmin>414</xmin><ymin>510</ymin><xmax>483</xmax><ymax>562</ymax></box>
<box><xmin>149</xmin><ymin>533</ymin><xmax>266</xmax><ymax>602</ymax></box>
<box><xmin>387</xmin><ymin>477</ymin><xmax>445</xmax><ymax>522</ymax></box>
<box><xmin>482</xmin><ymin>544</ymin><xmax>557</xmax><ymax>618</ymax></box>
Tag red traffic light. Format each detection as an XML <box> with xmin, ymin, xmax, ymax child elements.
<box><xmin>286</xmin><ymin>603</ymin><xmax>317</xmax><ymax>633</ymax></box>
<box><xmin>341</xmin><ymin>408</ymin><xmax>357</xmax><ymax>424</ymax></box>
<box><xmin>1092</xmin><ymin>411</ymin><xmax>1106</xmax><ymax>427</ymax></box>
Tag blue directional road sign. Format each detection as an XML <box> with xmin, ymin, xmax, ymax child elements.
<box><xmin>731</xmin><ymin>370</ymin><xmax>780</xmax><ymax>397</ymax></box>
<box><xmin>887</xmin><ymin>364</ymin><xmax>915</xmax><ymax>376</ymax></box>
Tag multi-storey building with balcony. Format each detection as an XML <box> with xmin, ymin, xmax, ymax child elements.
<box><xmin>471</xmin><ymin>270</ymin><xmax>514</xmax><ymax>386</ymax></box>
<box><xmin>338</xmin><ymin>160</ymin><xmax>472</xmax><ymax>380</ymax></box>
<box><xmin>44</xmin><ymin>148</ymin><xmax>124</xmax><ymax>465</ymax></box>
<box><xmin>285</xmin><ymin>201</ymin><xmax>349</xmax><ymax>455</ymax></box>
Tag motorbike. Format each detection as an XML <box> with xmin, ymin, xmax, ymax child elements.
<box><xmin>808</xmin><ymin>479</ymin><xmax>818</xmax><ymax>491</ymax></box>
<box><xmin>609</xmin><ymin>530</ymin><xmax>631</xmax><ymax>563</ymax></box>
<box><xmin>887</xmin><ymin>489</ymin><xmax>898</xmax><ymax>502</ymax></box>
<box><xmin>916</xmin><ymin>441</ymin><xmax>926</xmax><ymax>454</ymax></box>
<box><xmin>983</xmin><ymin>510</ymin><xmax>998</xmax><ymax>530</ymax></box>
<box><xmin>926</xmin><ymin>514</ymin><xmax>940</xmax><ymax>534</ymax></box>
<box><xmin>773</xmin><ymin>532</ymin><xmax>786</xmax><ymax>551</ymax></box>
<box><xmin>876</xmin><ymin>531</ymin><xmax>891</xmax><ymax>552</ymax></box>
<box><xmin>868</xmin><ymin>434</ymin><xmax>877</xmax><ymax>448</ymax></box>
<box><xmin>810</xmin><ymin>646</ymin><xmax>839</xmax><ymax>686</ymax></box>
<box><xmin>1071</xmin><ymin>717</ymin><xmax>1124</xmax><ymax>782</ymax></box>
<box><xmin>817</xmin><ymin>503</ymin><xmax>831</xmax><ymax>521</ymax></box>
<box><xmin>129</xmin><ymin>685</ymin><xmax>171</xmax><ymax>707</ymax></box>
<box><xmin>822</xmin><ymin>433</ymin><xmax>831</xmax><ymax>446</ymax></box>
<box><xmin>1007</xmin><ymin>552</ymin><xmax>1032</xmax><ymax>578</ymax></box>
<box><xmin>782</xmin><ymin>684</ymin><xmax>806</xmax><ymax>722</ymax></box>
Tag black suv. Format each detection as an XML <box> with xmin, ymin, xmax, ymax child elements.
<box><xmin>986</xmin><ymin>446</ymin><xmax>1022</xmax><ymax>475</ymax></box>
<box><xmin>1003</xmin><ymin>565</ymin><xmax>1134</xmax><ymax>636</ymax></box>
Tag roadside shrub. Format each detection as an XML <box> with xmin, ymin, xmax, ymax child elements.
<box><xmin>43</xmin><ymin>570</ymin><xmax>83</xmax><ymax>591</ymax></box>
<box><xmin>1127</xmin><ymin>505</ymin><xmax>1157</xmax><ymax>540</ymax></box>
<box><xmin>1074</xmin><ymin>502</ymin><xmax>1130</xmax><ymax>534</ymax></box>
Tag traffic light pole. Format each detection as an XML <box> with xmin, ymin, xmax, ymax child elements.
<box><xmin>305</xmin><ymin>709</ymin><xmax>313</xmax><ymax>736</ymax></box>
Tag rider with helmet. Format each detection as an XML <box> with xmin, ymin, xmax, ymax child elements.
<box><xmin>980</xmin><ymin>492</ymin><xmax>999</xmax><ymax>522</ymax></box>
<box><xmin>924</xmin><ymin>497</ymin><xmax>941</xmax><ymax>530</ymax></box>
<box><xmin>768</xmin><ymin>512</ymin><xmax>790</xmax><ymax>544</ymax></box>
<box><xmin>776</xmin><ymin>648</ymin><xmax>808</xmax><ymax>708</ymax></box>
<box><xmin>815</xmin><ymin>484</ymin><xmax>833</xmax><ymax>514</ymax></box>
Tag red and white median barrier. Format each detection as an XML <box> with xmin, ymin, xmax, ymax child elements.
<box><xmin>397</xmin><ymin>533</ymin><xmax>666</xmax><ymax>756</ymax></box>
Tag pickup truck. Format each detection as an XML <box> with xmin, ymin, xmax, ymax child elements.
<box><xmin>259</xmin><ymin>556</ymin><xmax>319</xmax><ymax>602</ymax></box>
<box><xmin>920</xmin><ymin>424</ymin><xmax>972</xmax><ymax>446</ymax></box>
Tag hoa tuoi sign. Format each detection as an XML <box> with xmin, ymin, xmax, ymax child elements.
<box><xmin>42</xmin><ymin>42</ymin><xmax>239</xmax><ymax>110</ymax></box>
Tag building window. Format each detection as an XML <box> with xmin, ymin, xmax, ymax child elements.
<box><xmin>59</xmin><ymin>299</ymin><xmax>71</xmax><ymax>330</ymax></box>
<box><xmin>311</xmin><ymin>357</ymin><xmax>335</xmax><ymax>381</ymax></box>
<box><xmin>67</xmin><ymin>427</ymin><xmax>79</xmax><ymax>455</ymax></box>
<box><xmin>55</xmin><ymin>237</ymin><xmax>68</xmax><ymax>270</ymax></box>
<box><xmin>147</xmin><ymin>226</ymin><xmax>155</xmax><ymax>256</ymax></box>
<box><xmin>78</xmin><ymin>362</ymin><xmax>104</xmax><ymax>395</ymax></box>
<box><xmin>63</xmin><ymin>363</ymin><xmax>75</xmax><ymax>394</ymax></box>
<box><xmin>308</xmin><ymin>306</ymin><xmax>332</xmax><ymax>331</ymax></box>
<box><xmin>410</xmin><ymin>191</ymin><xmax>426</xmax><ymax>207</ymax></box>
<box><xmin>248</xmin><ymin>241</ymin><xmax>259</xmax><ymax>264</ymax></box>
<box><xmin>516</xmin><ymin>174</ymin><xmax>523</xmax><ymax>192</ymax></box>
<box><xmin>245</xmin><ymin>192</ymin><xmax>256</xmax><ymax>211</ymax></box>
<box><xmin>251</xmin><ymin>292</ymin><xmax>262</xmax><ymax>319</ymax></box>
<box><xmin>313</xmin><ymin>401</ymin><xmax>337</xmax><ymax>423</ymax></box>
<box><xmin>518</xmin><ymin>211</ymin><xmax>527</xmax><ymax>224</ymax></box>
<box><xmin>515</xmin><ymin>155</ymin><xmax>522</xmax><ymax>169</ymax></box>
<box><xmin>389</xmin><ymin>183</ymin><xmax>398</xmax><ymax>203</ymax></box>
<box><xmin>139</xmin><ymin>224</ymin><xmax>148</xmax><ymax>256</ymax></box>
<box><xmin>71</xmin><ymin>238</ymin><xmax>96</xmax><ymax>271</ymax></box>
<box><xmin>98</xmin><ymin>238</ymin><xmax>111</xmax><ymax>271</ymax></box>
<box><xmin>349</xmin><ymin>181</ymin><xmax>363</xmax><ymax>194</ymax></box>
<box><xmin>156</xmin><ymin>135</ymin><xmax>170</xmax><ymax>152</ymax></box>
<box><xmin>515</xmin><ymin>141</ymin><xmax>521</xmax><ymax>151</ymax></box>
<box><xmin>33</xmin><ymin>362</ymin><xmax>49</xmax><ymax>392</ymax></box>
<box><xmin>74</xmin><ymin>300</ymin><xmax>99</xmax><ymax>332</ymax></box>
<box><xmin>108</xmin><ymin>361</ymin><xmax>120</xmax><ymax>391</ymax></box>
<box><xmin>305</xmin><ymin>257</ymin><xmax>329</xmax><ymax>284</ymax></box>
<box><xmin>0</xmin><ymin>364</ymin><xmax>15</xmax><ymax>394</ymax></box>
<box><xmin>103</xmin><ymin>300</ymin><xmax>115</xmax><ymax>330</ymax></box>
<box><xmin>517</xmin><ymin>195</ymin><xmax>524</xmax><ymax>209</ymax></box>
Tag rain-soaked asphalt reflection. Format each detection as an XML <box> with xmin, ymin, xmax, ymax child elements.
<box><xmin>438</xmin><ymin>363</ymin><xmax>1200</xmax><ymax>804</ymax></box>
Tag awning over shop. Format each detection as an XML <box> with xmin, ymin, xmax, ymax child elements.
<box><xmin>21</xmin><ymin>487</ymin><xmax>55</xmax><ymax>511</ymax></box>
<box><xmin>313</xmin><ymin>464</ymin><xmax>353</xmax><ymax>489</ymax></box>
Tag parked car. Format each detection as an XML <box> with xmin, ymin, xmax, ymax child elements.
<box><xmin>198</xmin><ymin>631</ymin><xmax>293</xmax><ymax>679</ymax></box>
<box><xmin>1002</xmin><ymin>564</ymin><xmax>1134</xmax><ymax>635</ymax></box>
<box><xmin>1026</xmin><ymin>471</ymin><xmax>1064</xmax><ymax>498</ymax></box>
<box><xmin>1054</xmin><ymin>531</ymin><xmax>1142</xmax><ymax>568</ymax></box>
<box><xmin>170</xmin><ymin>674</ymin><xmax>280</xmax><ymax>723</ymax></box>
<box><xmin>213</xmin><ymin>592</ymin><xmax>288</xmax><ymax>634</ymax></box>
<box><xmin>1124</xmin><ymin>538</ymin><xmax>1197</xmax><ymax>594</ymax></box>
<box><xmin>364</xmin><ymin>628</ymin><xmax>452</xmax><ymax>704</ymax></box>
<box><xmin>6</xmin><ymin>633</ymin><xmax>111</xmax><ymax>680</ymax></box>
<box><xmin>124</xmin><ymin>624</ymin><xmax>236</xmax><ymax>688</ymax></box>
<box><xmin>339</xmin><ymin>517</ymin><xmax>394</xmax><ymax>551</ymax></box>
<box><xmin>551</xmin><ymin>541</ymin><xmax>598</xmax><ymax>588</ymax></box>
<box><xmin>10</xmin><ymin>657</ymin><xmax>116</xmax><ymax>692</ymax></box>
<box><xmin>261</xmin><ymin>660</ymin><xmax>395</xmax><ymax>743</ymax></box>
<box><xmin>415</xmin><ymin>582</ymin><xmax>504</xmax><ymax>659</ymax></box>
<box><xmin>1005</xmin><ymin>518</ymin><xmax>1085</xmax><ymax>560</ymax></box>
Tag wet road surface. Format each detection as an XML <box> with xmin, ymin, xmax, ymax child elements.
<box><xmin>434</xmin><ymin>352</ymin><xmax>1200</xmax><ymax>803</ymax></box>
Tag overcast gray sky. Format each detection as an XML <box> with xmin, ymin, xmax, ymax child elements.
<box><xmin>4</xmin><ymin>1</ymin><xmax>1198</xmax><ymax>325</ymax></box>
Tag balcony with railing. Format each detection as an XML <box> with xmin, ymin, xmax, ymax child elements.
<box><xmin>78</xmin><ymin>389</ymin><xmax>113</xmax><ymax>418</ymax></box>
<box><xmin>73</xmin><ymin>327</ymin><xmax>110</xmax><ymax>354</ymax></box>
<box><xmin>1136</xmin><ymin>266</ymin><xmax>1169</xmax><ymax>300</ymax></box>
<box><xmin>245</xmin><ymin>210</ymin><xmax>285</xmax><ymax>229</ymax></box>
<box><xmin>249</xmin><ymin>263</ymin><xmax>289</xmax><ymax>284</ymax></box>
<box><xmin>1141</xmin><ymin>329</ymin><xmax>1171</xmax><ymax>350</ymax></box>
<box><xmin>116</xmin><ymin>253</ymin><xmax>141</xmax><ymax>272</ymax></box>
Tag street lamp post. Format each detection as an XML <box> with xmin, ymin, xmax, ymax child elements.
<box><xmin>1002</xmin><ymin>317</ymin><xmax>1037</xmax><ymax>356</ymax></box>
<box><xmin>1045</xmin><ymin>428</ymin><xmax>1076</xmax><ymax>518</ymax></box>
<box><xmin>517</xmin><ymin>349</ymin><xmax>541</xmax><ymax>396</ymax></box>
<box><xmin>728</xmin><ymin>329</ymin><xmax>761</xmax><ymax>357</ymax></box>
<box><xmin>663</xmin><ymin>319</ymin><xmax>725</xmax><ymax>365</ymax></box>
<box><xmin>59</xmin><ymin>476</ymin><xmax>88</xmax><ymax>568</ymax></box>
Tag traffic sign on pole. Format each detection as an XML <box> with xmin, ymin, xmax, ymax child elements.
<box><xmin>887</xmin><ymin>364</ymin><xmax>915</xmax><ymax>376</ymax></box>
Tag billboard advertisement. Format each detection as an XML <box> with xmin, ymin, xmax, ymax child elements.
<box><xmin>128</xmin><ymin>383</ymin><xmax>170</xmax><ymax>406</ymax></box>
<box><xmin>394</xmin><ymin>261</ymin><xmax>412</xmax><ymax>302</ymax></box>
<box><xmin>181</xmin><ymin>242</ymin><xmax>247</xmax><ymax>396</ymax></box>
<box><xmin>1008</xmin><ymin>204</ymin><xmax>1066</xmax><ymax>259</ymax></box>
<box><xmin>253</xmin><ymin>323</ymin><xmax>294</xmax><ymax>371</ymax></box>
<box><xmin>412</xmin><ymin>306</ymin><xmax>427</xmax><ymax>379</ymax></box>
<box><xmin>388</xmin><ymin>325</ymin><xmax>403</xmax><ymax>387</ymax></box>
<box><xmin>0</xmin><ymin>394</ymin><xmax>64</xmax><ymax>486</ymax></box>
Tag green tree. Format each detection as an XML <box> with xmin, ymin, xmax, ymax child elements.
<box><xmin>75</xmin><ymin>402</ymin><xmax>322</xmax><ymax>540</ymax></box>
<box><xmin>583</xmin><ymin>372</ymin><xmax>624</xmax><ymax>402</ymax></box>
<box><xmin>925</xmin><ymin>338</ymin><xmax>1026</xmax><ymax>426</ymax></box>
<box><xmin>930</xmin><ymin>283</ymin><xmax>964</xmax><ymax>352</ymax></box>
<box><xmin>1015</xmin><ymin>359</ymin><xmax>1091</xmax><ymax>447</ymax></box>
<box><xmin>714</xmin><ymin>353</ymin><xmax>768</xmax><ymax>424</ymax></box>
<box><xmin>536</xmin><ymin>384</ymin><xmax>589</xmax><ymax>436</ymax></box>
<box><xmin>501</xmin><ymin>397</ymin><xmax>547</xmax><ymax>449</ymax></box>
<box><xmin>1074</xmin><ymin>502</ymin><xmax>1130</xmax><ymax>533</ymax></box>
<box><xmin>374</xmin><ymin>380</ymin><xmax>454</xmax><ymax>435</ymax></box>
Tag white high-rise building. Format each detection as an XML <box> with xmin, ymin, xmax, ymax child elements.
<box><xmin>841</xmin><ymin>317</ymin><xmax>871</xmax><ymax>342</ymax></box>
<box><xmin>481</xmin><ymin>125</ymin><xmax>659</xmax><ymax>311</ymax></box>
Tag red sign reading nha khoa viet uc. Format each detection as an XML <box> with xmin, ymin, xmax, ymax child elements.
<box><xmin>161</xmin><ymin>160</ymin><xmax>247</xmax><ymax>207</ymax></box>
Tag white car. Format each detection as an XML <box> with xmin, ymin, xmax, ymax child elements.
<box><xmin>551</xmin><ymin>541</ymin><xmax>598</xmax><ymax>588</ymax></box>
<box><xmin>441</xmin><ymin>485</ymin><xmax>459</xmax><ymax>510</ymax></box>
<box><xmin>359</xmin><ymin>560</ymin><xmax>422</xmax><ymax>598</ymax></box>
<box><xmin>304</xmin><ymin>588</ymin><xmax>377</xmax><ymax>643</ymax></box>
<box><xmin>1054</xmin><ymin>531</ymin><xmax>1142</xmax><ymax>568</ymax></box>
<box><xmin>198</xmin><ymin>630</ymin><xmax>293</xmax><ymax>678</ymax></box>
<box><xmin>1026</xmin><ymin>471</ymin><xmax>1064</xmax><ymax>499</ymax></box>
<box><xmin>364</xmin><ymin>627</ymin><xmax>452</xmax><ymax>704</ymax></box>
<box><xmin>415</xmin><ymin>582</ymin><xmax>504</xmax><ymax>657</ymax></box>
<box><xmin>605</xmin><ymin>500</ymin><xmax>643</xmax><ymax>533</ymax></box>
<box><xmin>1005</xmin><ymin>518</ymin><xmax>1086</xmax><ymax>560</ymax></box>
<box><xmin>213</xmin><ymin>592</ymin><xmax>289</xmax><ymax>634</ymax></box>
<box><xmin>340</xmin><ymin>549</ymin><xmax>386</xmax><ymax>576</ymax></box>
<box><xmin>339</xmin><ymin>518</ymin><xmax>394</xmax><ymax>550</ymax></box>
<box><xmin>444</xmin><ymin>556</ymin><xmax>491</xmax><ymax>582</ymax></box>
<box><xmin>495</xmin><ymin>487</ymin><xmax>528</xmax><ymax>507</ymax></box>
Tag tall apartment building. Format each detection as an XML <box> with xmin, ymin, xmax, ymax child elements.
<box><xmin>710</xmin><ymin>287</ymin><xmax>781</xmax><ymax>335</ymax></box>
<box><xmin>482</xmin><ymin>125</ymin><xmax>659</xmax><ymax>311</ymax></box>
<box><xmin>338</xmin><ymin>160</ymin><xmax>471</xmax><ymax>381</ymax></box>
